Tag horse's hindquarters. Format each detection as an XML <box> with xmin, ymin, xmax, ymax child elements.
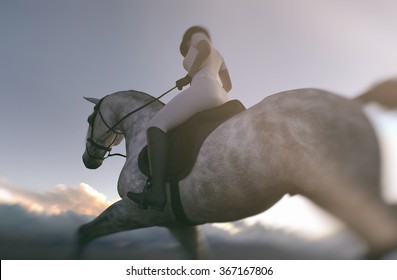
<box><xmin>180</xmin><ymin>89</ymin><xmax>397</xmax><ymax>254</ymax></box>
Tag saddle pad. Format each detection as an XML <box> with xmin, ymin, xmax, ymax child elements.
<box><xmin>138</xmin><ymin>99</ymin><xmax>246</xmax><ymax>182</ymax></box>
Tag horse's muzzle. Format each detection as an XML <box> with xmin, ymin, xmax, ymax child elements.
<box><xmin>82</xmin><ymin>152</ymin><xmax>103</xmax><ymax>169</ymax></box>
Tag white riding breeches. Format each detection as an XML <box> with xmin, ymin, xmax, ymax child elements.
<box><xmin>148</xmin><ymin>73</ymin><xmax>228</xmax><ymax>132</ymax></box>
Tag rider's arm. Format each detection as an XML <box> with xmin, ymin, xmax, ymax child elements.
<box><xmin>219</xmin><ymin>63</ymin><xmax>232</xmax><ymax>93</ymax></box>
<box><xmin>187</xmin><ymin>37</ymin><xmax>211</xmax><ymax>78</ymax></box>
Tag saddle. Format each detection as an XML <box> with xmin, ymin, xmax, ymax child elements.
<box><xmin>138</xmin><ymin>99</ymin><xmax>246</xmax><ymax>224</ymax></box>
<box><xmin>138</xmin><ymin>100</ymin><xmax>245</xmax><ymax>181</ymax></box>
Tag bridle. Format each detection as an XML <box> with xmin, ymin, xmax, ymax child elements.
<box><xmin>85</xmin><ymin>96</ymin><xmax>125</xmax><ymax>160</ymax></box>
<box><xmin>85</xmin><ymin>86</ymin><xmax>177</xmax><ymax>161</ymax></box>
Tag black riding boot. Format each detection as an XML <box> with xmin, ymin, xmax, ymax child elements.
<box><xmin>127</xmin><ymin>127</ymin><xmax>167</xmax><ymax>211</ymax></box>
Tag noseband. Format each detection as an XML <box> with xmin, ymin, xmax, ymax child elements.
<box><xmin>85</xmin><ymin>86</ymin><xmax>177</xmax><ymax>161</ymax></box>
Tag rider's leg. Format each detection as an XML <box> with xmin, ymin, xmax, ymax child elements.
<box><xmin>128</xmin><ymin>127</ymin><xmax>168</xmax><ymax>211</ymax></box>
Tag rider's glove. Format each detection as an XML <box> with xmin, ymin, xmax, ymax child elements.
<box><xmin>176</xmin><ymin>74</ymin><xmax>192</xmax><ymax>90</ymax></box>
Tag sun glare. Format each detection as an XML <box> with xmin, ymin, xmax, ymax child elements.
<box><xmin>245</xmin><ymin>195</ymin><xmax>343</xmax><ymax>240</ymax></box>
<box><xmin>364</xmin><ymin>105</ymin><xmax>397</xmax><ymax>202</ymax></box>
<box><xmin>0</xmin><ymin>188</ymin><xmax>14</xmax><ymax>204</ymax></box>
<box><xmin>378</xmin><ymin>114</ymin><xmax>397</xmax><ymax>202</ymax></box>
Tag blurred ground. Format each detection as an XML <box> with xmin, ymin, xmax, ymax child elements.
<box><xmin>0</xmin><ymin>203</ymin><xmax>371</xmax><ymax>260</ymax></box>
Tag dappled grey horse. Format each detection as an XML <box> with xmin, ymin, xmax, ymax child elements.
<box><xmin>79</xmin><ymin>88</ymin><xmax>397</xmax><ymax>258</ymax></box>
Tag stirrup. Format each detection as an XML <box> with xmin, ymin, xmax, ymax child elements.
<box><xmin>127</xmin><ymin>179</ymin><xmax>151</xmax><ymax>209</ymax></box>
<box><xmin>127</xmin><ymin>178</ymin><xmax>167</xmax><ymax>211</ymax></box>
<box><xmin>127</xmin><ymin>190</ymin><xmax>166</xmax><ymax>211</ymax></box>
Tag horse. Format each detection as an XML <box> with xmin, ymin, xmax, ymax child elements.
<box><xmin>78</xmin><ymin>88</ymin><xmax>397</xmax><ymax>259</ymax></box>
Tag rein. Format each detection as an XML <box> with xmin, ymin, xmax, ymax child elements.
<box><xmin>85</xmin><ymin>86</ymin><xmax>177</xmax><ymax>160</ymax></box>
<box><xmin>109</xmin><ymin>86</ymin><xmax>177</xmax><ymax>132</ymax></box>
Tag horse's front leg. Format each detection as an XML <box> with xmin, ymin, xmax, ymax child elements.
<box><xmin>167</xmin><ymin>225</ymin><xmax>213</xmax><ymax>259</ymax></box>
<box><xmin>74</xmin><ymin>198</ymin><xmax>172</xmax><ymax>259</ymax></box>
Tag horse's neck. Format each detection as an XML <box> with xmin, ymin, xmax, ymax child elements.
<box><xmin>109</xmin><ymin>92</ymin><xmax>164</xmax><ymax>196</ymax></box>
<box><xmin>119</xmin><ymin>97</ymin><xmax>161</xmax><ymax>150</ymax></box>
<box><xmin>115</xmin><ymin>91</ymin><xmax>163</xmax><ymax>161</ymax></box>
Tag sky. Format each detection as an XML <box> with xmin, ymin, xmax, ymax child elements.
<box><xmin>1</xmin><ymin>0</ymin><xmax>397</xmax><ymax>259</ymax></box>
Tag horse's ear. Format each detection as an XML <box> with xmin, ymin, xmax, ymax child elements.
<box><xmin>84</xmin><ymin>97</ymin><xmax>100</xmax><ymax>105</ymax></box>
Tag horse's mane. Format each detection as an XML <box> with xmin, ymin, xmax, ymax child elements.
<box><xmin>112</xmin><ymin>90</ymin><xmax>166</xmax><ymax>106</ymax></box>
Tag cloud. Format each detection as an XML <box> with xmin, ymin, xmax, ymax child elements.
<box><xmin>0</xmin><ymin>181</ymin><xmax>111</xmax><ymax>215</ymax></box>
<box><xmin>0</xmin><ymin>204</ymin><xmax>90</xmax><ymax>259</ymax></box>
<box><xmin>0</xmin><ymin>182</ymin><xmax>191</xmax><ymax>259</ymax></box>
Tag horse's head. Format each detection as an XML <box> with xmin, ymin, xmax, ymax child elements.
<box><xmin>82</xmin><ymin>96</ymin><xmax>124</xmax><ymax>169</ymax></box>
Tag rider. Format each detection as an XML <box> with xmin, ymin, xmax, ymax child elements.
<box><xmin>127</xmin><ymin>25</ymin><xmax>232</xmax><ymax>211</ymax></box>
